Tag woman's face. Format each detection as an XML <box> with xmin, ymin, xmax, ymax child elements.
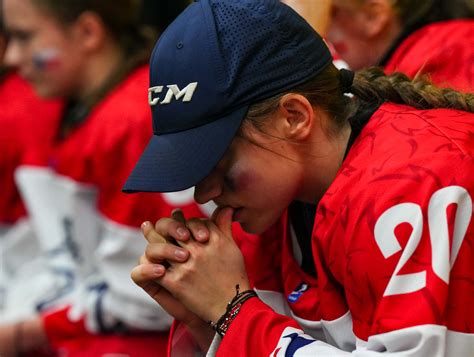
<box><xmin>327</xmin><ymin>0</ymin><xmax>375</xmax><ymax>70</ymax></box>
<box><xmin>194</xmin><ymin>124</ymin><xmax>303</xmax><ymax>234</ymax></box>
<box><xmin>2</xmin><ymin>0</ymin><xmax>83</xmax><ymax>98</ymax></box>
<box><xmin>327</xmin><ymin>0</ymin><xmax>401</xmax><ymax>70</ymax></box>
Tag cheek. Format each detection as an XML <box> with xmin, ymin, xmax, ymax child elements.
<box><xmin>31</xmin><ymin>48</ymin><xmax>62</xmax><ymax>71</ymax></box>
<box><xmin>228</xmin><ymin>164</ymin><xmax>258</xmax><ymax>193</ymax></box>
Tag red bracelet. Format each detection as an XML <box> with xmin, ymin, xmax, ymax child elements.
<box><xmin>209</xmin><ymin>285</ymin><xmax>257</xmax><ymax>337</ymax></box>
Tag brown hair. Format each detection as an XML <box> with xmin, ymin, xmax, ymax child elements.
<box><xmin>244</xmin><ymin>64</ymin><xmax>474</xmax><ymax>135</ymax></box>
<box><xmin>377</xmin><ymin>0</ymin><xmax>474</xmax><ymax>30</ymax></box>
<box><xmin>394</xmin><ymin>0</ymin><xmax>474</xmax><ymax>27</ymax></box>
<box><xmin>351</xmin><ymin>67</ymin><xmax>474</xmax><ymax>112</ymax></box>
<box><xmin>30</xmin><ymin>0</ymin><xmax>156</xmax><ymax>126</ymax></box>
<box><xmin>31</xmin><ymin>0</ymin><xmax>154</xmax><ymax>90</ymax></box>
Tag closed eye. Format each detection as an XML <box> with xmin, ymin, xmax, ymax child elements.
<box><xmin>223</xmin><ymin>174</ymin><xmax>236</xmax><ymax>192</ymax></box>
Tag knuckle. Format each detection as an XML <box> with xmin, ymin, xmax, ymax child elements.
<box><xmin>154</xmin><ymin>217</ymin><xmax>172</xmax><ymax>231</ymax></box>
<box><xmin>144</xmin><ymin>244</ymin><xmax>154</xmax><ymax>257</ymax></box>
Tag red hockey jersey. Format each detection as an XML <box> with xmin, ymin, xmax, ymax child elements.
<box><xmin>13</xmin><ymin>65</ymin><xmax>216</xmax><ymax>356</ymax></box>
<box><xmin>0</xmin><ymin>73</ymin><xmax>60</xmax><ymax>225</ymax></box>
<box><xmin>0</xmin><ymin>73</ymin><xmax>62</xmax><ymax>324</ymax></box>
<box><xmin>384</xmin><ymin>20</ymin><xmax>474</xmax><ymax>91</ymax></box>
<box><xmin>211</xmin><ymin>103</ymin><xmax>474</xmax><ymax>356</ymax></box>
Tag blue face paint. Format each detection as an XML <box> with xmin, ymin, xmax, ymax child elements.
<box><xmin>32</xmin><ymin>48</ymin><xmax>60</xmax><ymax>70</ymax></box>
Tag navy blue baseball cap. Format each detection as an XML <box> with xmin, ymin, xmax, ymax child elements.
<box><xmin>123</xmin><ymin>0</ymin><xmax>332</xmax><ymax>193</ymax></box>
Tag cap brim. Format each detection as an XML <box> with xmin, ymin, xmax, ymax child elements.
<box><xmin>123</xmin><ymin>105</ymin><xmax>249</xmax><ymax>193</ymax></box>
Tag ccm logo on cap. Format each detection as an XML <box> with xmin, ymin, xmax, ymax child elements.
<box><xmin>148</xmin><ymin>82</ymin><xmax>198</xmax><ymax>106</ymax></box>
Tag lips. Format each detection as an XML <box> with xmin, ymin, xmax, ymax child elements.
<box><xmin>232</xmin><ymin>207</ymin><xmax>244</xmax><ymax>222</ymax></box>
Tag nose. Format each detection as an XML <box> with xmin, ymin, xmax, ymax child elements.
<box><xmin>194</xmin><ymin>174</ymin><xmax>222</xmax><ymax>204</ymax></box>
<box><xmin>4</xmin><ymin>40</ymin><xmax>22</xmax><ymax>68</ymax></box>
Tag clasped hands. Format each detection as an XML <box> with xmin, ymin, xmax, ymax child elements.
<box><xmin>131</xmin><ymin>207</ymin><xmax>250</xmax><ymax>337</ymax></box>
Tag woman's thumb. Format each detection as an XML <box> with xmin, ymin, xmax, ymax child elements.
<box><xmin>214</xmin><ymin>206</ymin><xmax>234</xmax><ymax>237</ymax></box>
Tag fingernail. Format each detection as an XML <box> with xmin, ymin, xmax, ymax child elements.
<box><xmin>175</xmin><ymin>249</ymin><xmax>188</xmax><ymax>259</ymax></box>
<box><xmin>153</xmin><ymin>266</ymin><xmax>164</xmax><ymax>275</ymax></box>
<box><xmin>141</xmin><ymin>221</ymin><xmax>149</xmax><ymax>229</ymax></box>
<box><xmin>197</xmin><ymin>230</ymin><xmax>207</xmax><ymax>239</ymax></box>
<box><xmin>177</xmin><ymin>227</ymin><xmax>188</xmax><ymax>237</ymax></box>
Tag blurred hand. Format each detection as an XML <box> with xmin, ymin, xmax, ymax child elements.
<box><xmin>0</xmin><ymin>323</ymin><xmax>17</xmax><ymax>357</ymax></box>
<box><xmin>0</xmin><ymin>319</ymin><xmax>48</xmax><ymax>356</ymax></box>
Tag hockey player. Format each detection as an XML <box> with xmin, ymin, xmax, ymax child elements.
<box><xmin>126</xmin><ymin>1</ymin><xmax>474</xmax><ymax>356</ymax></box>
<box><xmin>326</xmin><ymin>0</ymin><xmax>474</xmax><ymax>90</ymax></box>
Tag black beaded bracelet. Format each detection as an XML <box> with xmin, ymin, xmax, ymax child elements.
<box><xmin>209</xmin><ymin>285</ymin><xmax>258</xmax><ymax>337</ymax></box>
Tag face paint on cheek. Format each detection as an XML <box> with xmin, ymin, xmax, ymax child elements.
<box><xmin>32</xmin><ymin>48</ymin><xmax>61</xmax><ymax>70</ymax></box>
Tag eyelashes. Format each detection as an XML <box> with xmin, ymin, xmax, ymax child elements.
<box><xmin>223</xmin><ymin>174</ymin><xmax>236</xmax><ymax>192</ymax></box>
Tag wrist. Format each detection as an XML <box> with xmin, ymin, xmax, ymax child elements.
<box><xmin>208</xmin><ymin>281</ymin><xmax>251</xmax><ymax>323</ymax></box>
<box><xmin>17</xmin><ymin>318</ymin><xmax>48</xmax><ymax>353</ymax></box>
<box><xmin>208</xmin><ymin>284</ymin><xmax>258</xmax><ymax>337</ymax></box>
<box><xmin>13</xmin><ymin>321</ymin><xmax>24</xmax><ymax>356</ymax></box>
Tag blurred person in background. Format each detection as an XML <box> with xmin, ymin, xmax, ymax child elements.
<box><xmin>0</xmin><ymin>0</ymin><xmax>61</xmax><ymax>326</ymax></box>
<box><xmin>282</xmin><ymin>0</ymin><xmax>348</xmax><ymax>70</ymax></box>
<box><xmin>326</xmin><ymin>0</ymin><xmax>474</xmax><ymax>90</ymax></box>
<box><xmin>0</xmin><ymin>0</ymin><xmax>211</xmax><ymax>356</ymax></box>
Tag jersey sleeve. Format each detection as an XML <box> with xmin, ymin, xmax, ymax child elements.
<box><xmin>213</xmin><ymin>298</ymin><xmax>352</xmax><ymax>357</ymax></box>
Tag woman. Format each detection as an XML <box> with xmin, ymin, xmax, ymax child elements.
<box><xmin>0</xmin><ymin>7</ymin><xmax>61</xmax><ymax>324</ymax></box>
<box><xmin>326</xmin><ymin>0</ymin><xmax>474</xmax><ymax>91</ymax></box>
<box><xmin>126</xmin><ymin>0</ymin><xmax>474</xmax><ymax>356</ymax></box>
<box><xmin>0</xmin><ymin>0</ymin><xmax>213</xmax><ymax>356</ymax></box>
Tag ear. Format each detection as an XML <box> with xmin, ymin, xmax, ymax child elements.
<box><xmin>72</xmin><ymin>11</ymin><xmax>107</xmax><ymax>52</ymax></box>
<box><xmin>360</xmin><ymin>0</ymin><xmax>394</xmax><ymax>38</ymax></box>
<box><xmin>277</xmin><ymin>94</ymin><xmax>314</xmax><ymax>142</ymax></box>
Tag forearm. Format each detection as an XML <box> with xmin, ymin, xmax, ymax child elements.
<box><xmin>18</xmin><ymin>318</ymin><xmax>49</xmax><ymax>352</ymax></box>
<box><xmin>0</xmin><ymin>318</ymin><xmax>49</xmax><ymax>357</ymax></box>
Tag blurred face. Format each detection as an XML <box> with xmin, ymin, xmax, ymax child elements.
<box><xmin>2</xmin><ymin>0</ymin><xmax>83</xmax><ymax>97</ymax></box>
<box><xmin>194</xmin><ymin>124</ymin><xmax>302</xmax><ymax>234</ymax></box>
<box><xmin>327</xmin><ymin>0</ymin><xmax>402</xmax><ymax>69</ymax></box>
<box><xmin>327</xmin><ymin>0</ymin><xmax>375</xmax><ymax>69</ymax></box>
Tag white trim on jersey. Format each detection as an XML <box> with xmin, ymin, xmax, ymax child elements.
<box><xmin>0</xmin><ymin>218</ymin><xmax>53</xmax><ymax>323</ymax></box>
<box><xmin>14</xmin><ymin>166</ymin><xmax>174</xmax><ymax>332</ymax></box>
<box><xmin>69</xmin><ymin>215</ymin><xmax>173</xmax><ymax>332</ymax></box>
<box><xmin>269</xmin><ymin>324</ymin><xmax>474</xmax><ymax>356</ymax></box>
<box><xmin>254</xmin><ymin>289</ymin><xmax>293</xmax><ymax>316</ymax></box>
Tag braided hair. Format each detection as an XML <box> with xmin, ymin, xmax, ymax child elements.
<box><xmin>244</xmin><ymin>64</ymin><xmax>473</xmax><ymax>136</ymax></box>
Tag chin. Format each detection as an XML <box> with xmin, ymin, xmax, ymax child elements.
<box><xmin>32</xmin><ymin>85</ymin><xmax>57</xmax><ymax>99</ymax></box>
<box><xmin>238</xmin><ymin>215</ymin><xmax>278</xmax><ymax>235</ymax></box>
<box><xmin>239</xmin><ymin>222</ymin><xmax>262</xmax><ymax>234</ymax></box>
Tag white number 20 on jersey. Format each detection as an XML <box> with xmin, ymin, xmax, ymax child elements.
<box><xmin>374</xmin><ymin>185</ymin><xmax>472</xmax><ymax>296</ymax></box>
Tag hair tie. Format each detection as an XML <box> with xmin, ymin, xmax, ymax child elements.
<box><xmin>339</xmin><ymin>68</ymin><xmax>355</xmax><ymax>93</ymax></box>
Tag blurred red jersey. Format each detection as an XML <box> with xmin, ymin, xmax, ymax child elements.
<box><xmin>384</xmin><ymin>20</ymin><xmax>474</xmax><ymax>91</ymax></box>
